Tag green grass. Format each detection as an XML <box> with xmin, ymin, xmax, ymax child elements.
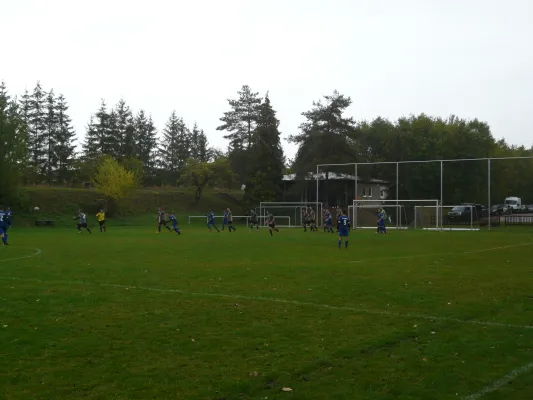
<box><xmin>1</xmin><ymin>224</ymin><xmax>533</xmax><ymax>400</ymax></box>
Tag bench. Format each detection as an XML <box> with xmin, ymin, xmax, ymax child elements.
<box><xmin>34</xmin><ymin>220</ymin><xmax>55</xmax><ymax>227</ymax></box>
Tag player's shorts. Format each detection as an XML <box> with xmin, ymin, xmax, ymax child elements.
<box><xmin>0</xmin><ymin>223</ymin><xmax>6</xmax><ymax>234</ymax></box>
<box><xmin>228</xmin><ymin>221</ymin><xmax>233</xmax><ymax>225</ymax></box>
<box><xmin>208</xmin><ymin>220</ymin><xmax>216</xmax><ymax>225</ymax></box>
<box><xmin>338</xmin><ymin>229</ymin><xmax>349</xmax><ymax>237</ymax></box>
<box><xmin>158</xmin><ymin>220</ymin><xmax>167</xmax><ymax>226</ymax></box>
<box><xmin>99</xmin><ymin>220</ymin><xmax>106</xmax><ymax>226</ymax></box>
<box><xmin>268</xmin><ymin>222</ymin><xmax>276</xmax><ymax>229</ymax></box>
<box><xmin>310</xmin><ymin>219</ymin><xmax>315</xmax><ymax>224</ymax></box>
<box><xmin>251</xmin><ymin>219</ymin><xmax>258</xmax><ymax>225</ymax></box>
<box><xmin>78</xmin><ymin>223</ymin><xmax>88</xmax><ymax>228</ymax></box>
<box><xmin>326</xmin><ymin>220</ymin><xmax>332</xmax><ymax>226</ymax></box>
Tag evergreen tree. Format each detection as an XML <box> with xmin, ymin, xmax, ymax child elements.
<box><xmin>83</xmin><ymin>115</ymin><xmax>101</xmax><ymax>160</ymax></box>
<box><xmin>28</xmin><ymin>82</ymin><xmax>47</xmax><ymax>180</ymax></box>
<box><xmin>246</xmin><ymin>93</ymin><xmax>285</xmax><ymax>202</ymax></box>
<box><xmin>190</xmin><ymin>123</ymin><xmax>211</xmax><ymax>162</ymax></box>
<box><xmin>43</xmin><ymin>89</ymin><xmax>58</xmax><ymax>182</ymax></box>
<box><xmin>107</xmin><ymin>109</ymin><xmax>120</xmax><ymax>158</ymax></box>
<box><xmin>135</xmin><ymin>110</ymin><xmax>157</xmax><ymax>177</ymax></box>
<box><xmin>159</xmin><ymin>111</ymin><xmax>183</xmax><ymax>183</ymax></box>
<box><xmin>55</xmin><ymin>94</ymin><xmax>76</xmax><ymax>182</ymax></box>
<box><xmin>115</xmin><ymin>99</ymin><xmax>135</xmax><ymax>159</ymax></box>
<box><xmin>217</xmin><ymin>85</ymin><xmax>262</xmax><ymax>151</ymax></box>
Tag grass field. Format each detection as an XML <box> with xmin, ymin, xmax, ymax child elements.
<box><xmin>1</xmin><ymin>223</ymin><xmax>533</xmax><ymax>400</ymax></box>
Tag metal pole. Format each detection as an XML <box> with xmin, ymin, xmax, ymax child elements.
<box><xmin>354</xmin><ymin>164</ymin><xmax>358</xmax><ymax>226</ymax></box>
<box><xmin>396</xmin><ymin>163</ymin><xmax>401</xmax><ymax>228</ymax></box>
<box><xmin>316</xmin><ymin>165</ymin><xmax>319</xmax><ymax>217</ymax></box>
<box><xmin>488</xmin><ymin>158</ymin><xmax>491</xmax><ymax>231</ymax></box>
<box><xmin>440</xmin><ymin>161</ymin><xmax>444</xmax><ymax>230</ymax></box>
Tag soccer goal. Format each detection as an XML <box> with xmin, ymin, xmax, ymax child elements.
<box><xmin>415</xmin><ymin>204</ymin><xmax>480</xmax><ymax>231</ymax></box>
<box><xmin>259</xmin><ymin>202</ymin><xmax>323</xmax><ymax>228</ymax></box>
<box><xmin>351</xmin><ymin>199</ymin><xmax>440</xmax><ymax>230</ymax></box>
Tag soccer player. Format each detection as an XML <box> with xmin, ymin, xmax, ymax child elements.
<box><xmin>96</xmin><ymin>208</ymin><xmax>106</xmax><ymax>232</ymax></box>
<box><xmin>308</xmin><ymin>207</ymin><xmax>317</xmax><ymax>232</ymax></box>
<box><xmin>226</xmin><ymin>208</ymin><xmax>236</xmax><ymax>232</ymax></box>
<box><xmin>155</xmin><ymin>208</ymin><xmax>172</xmax><ymax>233</ymax></box>
<box><xmin>3</xmin><ymin>207</ymin><xmax>12</xmax><ymax>245</ymax></box>
<box><xmin>267</xmin><ymin>212</ymin><xmax>279</xmax><ymax>236</ymax></box>
<box><xmin>207</xmin><ymin>209</ymin><xmax>220</xmax><ymax>232</ymax></box>
<box><xmin>168</xmin><ymin>212</ymin><xmax>181</xmax><ymax>235</ymax></box>
<box><xmin>303</xmin><ymin>209</ymin><xmax>310</xmax><ymax>232</ymax></box>
<box><xmin>0</xmin><ymin>206</ymin><xmax>8</xmax><ymax>245</ymax></box>
<box><xmin>336</xmin><ymin>207</ymin><xmax>342</xmax><ymax>232</ymax></box>
<box><xmin>222</xmin><ymin>209</ymin><xmax>228</xmax><ymax>230</ymax></box>
<box><xmin>324</xmin><ymin>209</ymin><xmax>335</xmax><ymax>233</ymax></box>
<box><xmin>249</xmin><ymin>209</ymin><xmax>260</xmax><ymax>230</ymax></box>
<box><xmin>75</xmin><ymin>210</ymin><xmax>92</xmax><ymax>234</ymax></box>
<box><xmin>377</xmin><ymin>207</ymin><xmax>387</xmax><ymax>234</ymax></box>
<box><xmin>337</xmin><ymin>209</ymin><xmax>350</xmax><ymax>249</ymax></box>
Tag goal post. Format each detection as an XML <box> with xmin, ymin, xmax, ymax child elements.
<box><xmin>415</xmin><ymin>205</ymin><xmax>481</xmax><ymax>231</ymax></box>
<box><xmin>259</xmin><ymin>202</ymin><xmax>323</xmax><ymax>227</ymax></box>
<box><xmin>351</xmin><ymin>199</ymin><xmax>440</xmax><ymax>230</ymax></box>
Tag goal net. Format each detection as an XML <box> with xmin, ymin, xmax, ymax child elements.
<box><xmin>351</xmin><ymin>199</ymin><xmax>440</xmax><ymax>230</ymax></box>
<box><xmin>258</xmin><ymin>202</ymin><xmax>323</xmax><ymax>227</ymax></box>
<box><xmin>415</xmin><ymin>205</ymin><xmax>481</xmax><ymax>231</ymax></box>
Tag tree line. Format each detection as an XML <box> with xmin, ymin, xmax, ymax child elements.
<box><xmin>1</xmin><ymin>80</ymin><xmax>532</xmax><ymax>208</ymax></box>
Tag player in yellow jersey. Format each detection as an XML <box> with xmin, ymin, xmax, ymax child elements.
<box><xmin>96</xmin><ymin>209</ymin><xmax>106</xmax><ymax>232</ymax></box>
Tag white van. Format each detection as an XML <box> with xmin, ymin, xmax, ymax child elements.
<box><xmin>504</xmin><ymin>196</ymin><xmax>522</xmax><ymax>210</ymax></box>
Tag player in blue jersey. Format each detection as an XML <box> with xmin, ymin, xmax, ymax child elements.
<box><xmin>324</xmin><ymin>209</ymin><xmax>335</xmax><ymax>233</ymax></box>
<box><xmin>377</xmin><ymin>207</ymin><xmax>387</xmax><ymax>234</ymax></box>
<box><xmin>0</xmin><ymin>206</ymin><xmax>8</xmax><ymax>245</ymax></box>
<box><xmin>337</xmin><ymin>209</ymin><xmax>350</xmax><ymax>249</ymax></box>
<box><xmin>207</xmin><ymin>210</ymin><xmax>220</xmax><ymax>232</ymax></box>
<box><xmin>75</xmin><ymin>210</ymin><xmax>92</xmax><ymax>234</ymax></box>
<box><xmin>168</xmin><ymin>212</ymin><xmax>181</xmax><ymax>235</ymax></box>
<box><xmin>221</xmin><ymin>209</ymin><xmax>228</xmax><ymax>230</ymax></box>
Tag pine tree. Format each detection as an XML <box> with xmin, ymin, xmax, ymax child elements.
<box><xmin>190</xmin><ymin>123</ymin><xmax>211</xmax><ymax>162</ymax></box>
<box><xmin>107</xmin><ymin>109</ymin><xmax>120</xmax><ymax>158</ymax></box>
<box><xmin>246</xmin><ymin>93</ymin><xmax>285</xmax><ymax>202</ymax></box>
<box><xmin>0</xmin><ymin>81</ymin><xmax>8</xmax><ymax>104</ymax></box>
<box><xmin>28</xmin><ymin>82</ymin><xmax>47</xmax><ymax>180</ymax></box>
<box><xmin>135</xmin><ymin>110</ymin><xmax>157</xmax><ymax>177</ymax></box>
<box><xmin>55</xmin><ymin>94</ymin><xmax>76</xmax><ymax>182</ymax></box>
<box><xmin>115</xmin><ymin>99</ymin><xmax>135</xmax><ymax>159</ymax></box>
<box><xmin>43</xmin><ymin>90</ymin><xmax>58</xmax><ymax>182</ymax></box>
<box><xmin>217</xmin><ymin>85</ymin><xmax>262</xmax><ymax>151</ymax></box>
<box><xmin>83</xmin><ymin>115</ymin><xmax>100</xmax><ymax>160</ymax></box>
<box><xmin>159</xmin><ymin>111</ymin><xmax>183</xmax><ymax>184</ymax></box>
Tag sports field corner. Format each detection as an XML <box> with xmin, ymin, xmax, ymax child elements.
<box><xmin>1</xmin><ymin>225</ymin><xmax>532</xmax><ymax>400</ymax></box>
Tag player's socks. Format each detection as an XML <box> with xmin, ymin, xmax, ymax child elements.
<box><xmin>338</xmin><ymin>239</ymin><xmax>341</xmax><ymax>249</ymax></box>
<box><xmin>345</xmin><ymin>240</ymin><xmax>348</xmax><ymax>249</ymax></box>
<box><xmin>88</xmin><ymin>228</ymin><xmax>92</xmax><ymax>234</ymax></box>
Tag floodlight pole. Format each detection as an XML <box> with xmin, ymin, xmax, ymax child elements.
<box><xmin>354</xmin><ymin>163</ymin><xmax>358</xmax><ymax>202</ymax></box>
<box><xmin>316</xmin><ymin>164</ymin><xmax>319</xmax><ymax>216</ymax></box>
<box><xmin>488</xmin><ymin>158</ymin><xmax>491</xmax><ymax>231</ymax></box>
<box><xmin>396</xmin><ymin>163</ymin><xmax>400</xmax><ymax>226</ymax></box>
<box><xmin>440</xmin><ymin>161</ymin><xmax>444</xmax><ymax>230</ymax></box>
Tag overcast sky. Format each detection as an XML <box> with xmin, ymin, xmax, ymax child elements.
<box><xmin>3</xmin><ymin>0</ymin><xmax>533</xmax><ymax>160</ymax></box>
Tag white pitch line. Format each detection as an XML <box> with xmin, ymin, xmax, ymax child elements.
<box><xmin>0</xmin><ymin>275</ymin><xmax>532</xmax><ymax>331</ymax></box>
<box><xmin>350</xmin><ymin>242</ymin><xmax>533</xmax><ymax>264</ymax></box>
<box><xmin>0</xmin><ymin>247</ymin><xmax>42</xmax><ymax>262</ymax></box>
<box><xmin>462</xmin><ymin>362</ymin><xmax>533</xmax><ymax>400</ymax></box>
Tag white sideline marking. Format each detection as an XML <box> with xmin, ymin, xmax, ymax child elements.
<box><xmin>0</xmin><ymin>247</ymin><xmax>42</xmax><ymax>262</ymax></box>
<box><xmin>0</xmin><ymin>275</ymin><xmax>532</xmax><ymax>331</ymax></box>
<box><xmin>350</xmin><ymin>242</ymin><xmax>533</xmax><ymax>264</ymax></box>
<box><xmin>462</xmin><ymin>362</ymin><xmax>533</xmax><ymax>400</ymax></box>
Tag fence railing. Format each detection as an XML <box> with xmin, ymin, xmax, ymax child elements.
<box><xmin>504</xmin><ymin>216</ymin><xmax>533</xmax><ymax>226</ymax></box>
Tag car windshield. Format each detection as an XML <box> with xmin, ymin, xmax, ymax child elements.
<box><xmin>451</xmin><ymin>206</ymin><xmax>466</xmax><ymax>212</ymax></box>
<box><xmin>505</xmin><ymin>200</ymin><xmax>517</xmax><ymax>205</ymax></box>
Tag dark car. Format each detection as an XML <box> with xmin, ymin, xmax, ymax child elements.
<box><xmin>490</xmin><ymin>204</ymin><xmax>509</xmax><ymax>216</ymax></box>
<box><xmin>448</xmin><ymin>203</ymin><xmax>487</xmax><ymax>222</ymax></box>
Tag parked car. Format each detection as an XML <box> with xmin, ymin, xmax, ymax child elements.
<box><xmin>526</xmin><ymin>205</ymin><xmax>533</xmax><ymax>213</ymax></box>
<box><xmin>490</xmin><ymin>204</ymin><xmax>510</xmax><ymax>216</ymax></box>
<box><xmin>448</xmin><ymin>203</ymin><xmax>488</xmax><ymax>222</ymax></box>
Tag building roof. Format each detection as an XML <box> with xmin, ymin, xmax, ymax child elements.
<box><xmin>283</xmin><ymin>173</ymin><xmax>388</xmax><ymax>184</ymax></box>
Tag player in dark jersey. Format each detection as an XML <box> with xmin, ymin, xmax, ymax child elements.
<box><xmin>267</xmin><ymin>212</ymin><xmax>279</xmax><ymax>236</ymax></box>
<box><xmin>337</xmin><ymin>209</ymin><xmax>350</xmax><ymax>249</ymax></box>
<box><xmin>0</xmin><ymin>206</ymin><xmax>8</xmax><ymax>245</ymax></box>
<box><xmin>75</xmin><ymin>210</ymin><xmax>92</xmax><ymax>234</ymax></box>
<box><xmin>207</xmin><ymin>210</ymin><xmax>220</xmax><ymax>232</ymax></box>
<box><xmin>155</xmin><ymin>208</ymin><xmax>172</xmax><ymax>233</ymax></box>
<box><xmin>222</xmin><ymin>209</ymin><xmax>228</xmax><ymax>230</ymax></box>
<box><xmin>303</xmin><ymin>209</ymin><xmax>310</xmax><ymax>232</ymax></box>
<box><xmin>168</xmin><ymin>213</ymin><xmax>181</xmax><ymax>235</ymax></box>
<box><xmin>308</xmin><ymin>207</ymin><xmax>317</xmax><ymax>232</ymax></box>
<box><xmin>249</xmin><ymin>209</ymin><xmax>260</xmax><ymax>230</ymax></box>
